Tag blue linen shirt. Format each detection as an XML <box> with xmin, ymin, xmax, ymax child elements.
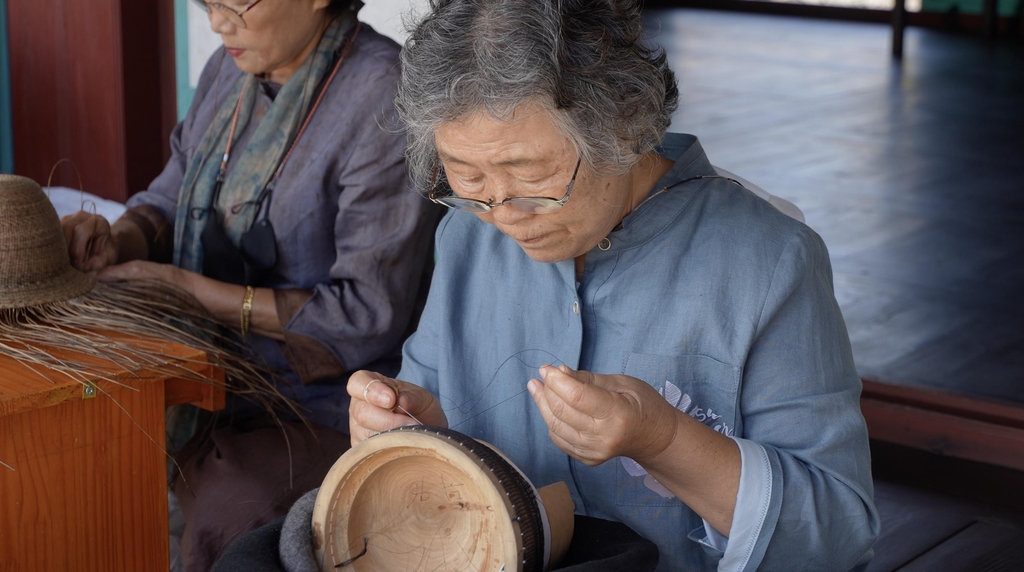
<box><xmin>398</xmin><ymin>134</ymin><xmax>880</xmax><ymax>571</ymax></box>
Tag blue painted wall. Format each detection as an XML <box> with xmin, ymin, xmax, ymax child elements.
<box><xmin>0</xmin><ymin>0</ymin><xmax>15</xmax><ymax>173</ymax></box>
<box><xmin>175</xmin><ymin>0</ymin><xmax>195</xmax><ymax>120</ymax></box>
<box><xmin>923</xmin><ymin>0</ymin><xmax>1022</xmax><ymax>16</ymax></box>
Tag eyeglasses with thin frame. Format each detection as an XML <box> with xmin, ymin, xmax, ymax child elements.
<box><xmin>428</xmin><ymin>157</ymin><xmax>583</xmax><ymax>214</ymax></box>
<box><xmin>192</xmin><ymin>0</ymin><xmax>264</xmax><ymax>29</ymax></box>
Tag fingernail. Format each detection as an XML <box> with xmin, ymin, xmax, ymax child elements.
<box><xmin>527</xmin><ymin>380</ymin><xmax>538</xmax><ymax>395</ymax></box>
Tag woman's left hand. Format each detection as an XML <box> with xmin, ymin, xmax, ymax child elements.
<box><xmin>97</xmin><ymin>260</ymin><xmax>199</xmax><ymax>297</ymax></box>
<box><xmin>95</xmin><ymin>261</ymin><xmax>288</xmax><ymax>340</ymax></box>
<box><xmin>527</xmin><ymin>365</ymin><xmax>681</xmax><ymax>466</ymax></box>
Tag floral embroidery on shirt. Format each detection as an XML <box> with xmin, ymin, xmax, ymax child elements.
<box><xmin>621</xmin><ymin>380</ymin><xmax>733</xmax><ymax>498</ymax></box>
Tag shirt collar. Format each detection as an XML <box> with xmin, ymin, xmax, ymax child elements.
<box><xmin>603</xmin><ymin>133</ymin><xmax>717</xmax><ymax>250</ymax></box>
<box><xmin>654</xmin><ymin>133</ymin><xmax>716</xmax><ymax>182</ymax></box>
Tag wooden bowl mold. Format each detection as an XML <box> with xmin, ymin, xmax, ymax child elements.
<box><xmin>312</xmin><ymin>426</ymin><xmax>574</xmax><ymax>571</ymax></box>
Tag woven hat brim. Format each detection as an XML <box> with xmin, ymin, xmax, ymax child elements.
<box><xmin>0</xmin><ymin>265</ymin><xmax>96</xmax><ymax>310</ymax></box>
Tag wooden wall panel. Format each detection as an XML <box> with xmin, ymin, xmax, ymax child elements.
<box><xmin>121</xmin><ymin>0</ymin><xmax>175</xmax><ymax>193</ymax></box>
<box><xmin>5</xmin><ymin>0</ymin><xmax>173</xmax><ymax>203</ymax></box>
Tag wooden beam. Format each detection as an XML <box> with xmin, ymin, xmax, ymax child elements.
<box><xmin>861</xmin><ymin>379</ymin><xmax>1024</xmax><ymax>472</ymax></box>
<box><xmin>862</xmin><ymin>379</ymin><xmax>1024</xmax><ymax>429</ymax></box>
<box><xmin>163</xmin><ymin>365</ymin><xmax>227</xmax><ymax>412</ymax></box>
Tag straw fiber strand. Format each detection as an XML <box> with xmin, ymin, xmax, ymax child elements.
<box><xmin>0</xmin><ymin>174</ymin><xmax>297</xmax><ymax>419</ymax></box>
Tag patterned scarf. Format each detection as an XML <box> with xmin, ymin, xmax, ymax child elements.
<box><xmin>172</xmin><ymin>11</ymin><xmax>357</xmax><ymax>271</ymax></box>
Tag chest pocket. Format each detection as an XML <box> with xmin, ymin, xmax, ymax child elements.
<box><xmin>615</xmin><ymin>353</ymin><xmax>740</xmax><ymax>507</ymax></box>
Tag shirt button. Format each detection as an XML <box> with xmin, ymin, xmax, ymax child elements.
<box><xmin>572</xmin><ymin>301</ymin><xmax>580</xmax><ymax>315</ymax></box>
<box><xmin>598</xmin><ymin>237</ymin><xmax>612</xmax><ymax>251</ymax></box>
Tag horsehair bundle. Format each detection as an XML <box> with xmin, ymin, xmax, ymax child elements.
<box><xmin>0</xmin><ymin>279</ymin><xmax>295</xmax><ymax>405</ymax></box>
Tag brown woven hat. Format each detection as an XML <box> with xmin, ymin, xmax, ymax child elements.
<box><xmin>0</xmin><ymin>174</ymin><xmax>95</xmax><ymax>309</ymax></box>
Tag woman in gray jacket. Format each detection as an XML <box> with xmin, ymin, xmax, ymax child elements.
<box><xmin>62</xmin><ymin>0</ymin><xmax>437</xmax><ymax>569</ymax></box>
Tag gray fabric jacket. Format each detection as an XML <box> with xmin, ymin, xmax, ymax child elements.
<box><xmin>128</xmin><ymin>25</ymin><xmax>439</xmax><ymax>429</ymax></box>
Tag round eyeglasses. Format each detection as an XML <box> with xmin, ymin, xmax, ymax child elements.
<box><xmin>428</xmin><ymin>157</ymin><xmax>583</xmax><ymax>215</ymax></box>
<box><xmin>192</xmin><ymin>0</ymin><xmax>264</xmax><ymax>29</ymax></box>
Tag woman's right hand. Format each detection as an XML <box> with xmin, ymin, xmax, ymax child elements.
<box><xmin>348</xmin><ymin>371</ymin><xmax>447</xmax><ymax>446</ymax></box>
<box><xmin>61</xmin><ymin>211</ymin><xmax>119</xmax><ymax>272</ymax></box>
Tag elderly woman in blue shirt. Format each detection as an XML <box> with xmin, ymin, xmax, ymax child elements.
<box><xmin>349</xmin><ymin>1</ymin><xmax>879</xmax><ymax>570</ymax></box>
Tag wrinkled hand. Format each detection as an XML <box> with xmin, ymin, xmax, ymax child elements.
<box><xmin>61</xmin><ymin>211</ymin><xmax>118</xmax><ymax>272</ymax></box>
<box><xmin>347</xmin><ymin>370</ymin><xmax>448</xmax><ymax>446</ymax></box>
<box><xmin>528</xmin><ymin>365</ymin><xmax>681</xmax><ymax>466</ymax></box>
<box><xmin>97</xmin><ymin>260</ymin><xmax>198</xmax><ymax>296</ymax></box>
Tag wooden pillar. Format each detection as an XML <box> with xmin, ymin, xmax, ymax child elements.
<box><xmin>891</xmin><ymin>0</ymin><xmax>907</xmax><ymax>59</ymax></box>
<box><xmin>983</xmin><ymin>0</ymin><xmax>999</xmax><ymax>41</ymax></box>
<box><xmin>5</xmin><ymin>0</ymin><xmax>175</xmax><ymax>203</ymax></box>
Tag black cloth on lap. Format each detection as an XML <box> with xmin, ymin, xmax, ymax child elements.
<box><xmin>558</xmin><ymin>515</ymin><xmax>660</xmax><ymax>571</ymax></box>
<box><xmin>212</xmin><ymin>517</ymin><xmax>286</xmax><ymax>572</ymax></box>
<box><xmin>213</xmin><ymin>514</ymin><xmax>659</xmax><ymax>572</ymax></box>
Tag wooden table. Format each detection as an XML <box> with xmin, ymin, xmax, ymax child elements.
<box><xmin>0</xmin><ymin>337</ymin><xmax>225</xmax><ymax>572</ymax></box>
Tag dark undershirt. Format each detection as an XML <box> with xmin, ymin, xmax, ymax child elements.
<box><xmin>260</xmin><ymin>80</ymin><xmax>282</xmax><ymax>100</ymax></box>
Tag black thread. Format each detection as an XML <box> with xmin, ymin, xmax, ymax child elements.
<box><xmin>448</xmin><ymin>348</ymin><xmax>564</xmax><ymax>430</ymax></box>
<box><xmin>335</xmin><ymin>537</ymin><xmax>368</xmax><ymax>568</ymax></box>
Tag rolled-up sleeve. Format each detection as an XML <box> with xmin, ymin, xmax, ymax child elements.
<box><xmin>689</xmin><ymin>437</ymin><xmax>773</xmax><ymax>571</ymax></box>
<box><xmin>734</xmin><ymin>227</ymin><xmax>880</xmax><ymax>571</ymax></box>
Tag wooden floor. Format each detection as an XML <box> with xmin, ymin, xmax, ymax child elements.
<box><xmin>869</xmin><ymin>477</ymin><xmax>1024</xmax><ymax>571</ymax></box>
<box><xmin>644</xmin><ymin>9</ymin><xmax>1024</xmax><ymax>404</ymax></box>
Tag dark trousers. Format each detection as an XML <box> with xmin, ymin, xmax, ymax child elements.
<box><xmin>174</xmin><ymin>418</ymin><xmax>351</xmax><ymax>572</ymax></box>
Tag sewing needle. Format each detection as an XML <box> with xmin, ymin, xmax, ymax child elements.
<box><xmin>395</xmin><ymin>402</ymin><xmax>424</xmax><ymax>426</ymax></box>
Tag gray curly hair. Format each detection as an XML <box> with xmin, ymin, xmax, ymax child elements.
<box><xmin>395</xmin><ymin>0</ymin><xmax>679</xmax><ymax>191</ymax></box>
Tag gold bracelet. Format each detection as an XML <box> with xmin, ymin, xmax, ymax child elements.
<box><xmin>240</xmin><ymin>286</ymin><xmax>255</xmax><ymax>337</ymax></box>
